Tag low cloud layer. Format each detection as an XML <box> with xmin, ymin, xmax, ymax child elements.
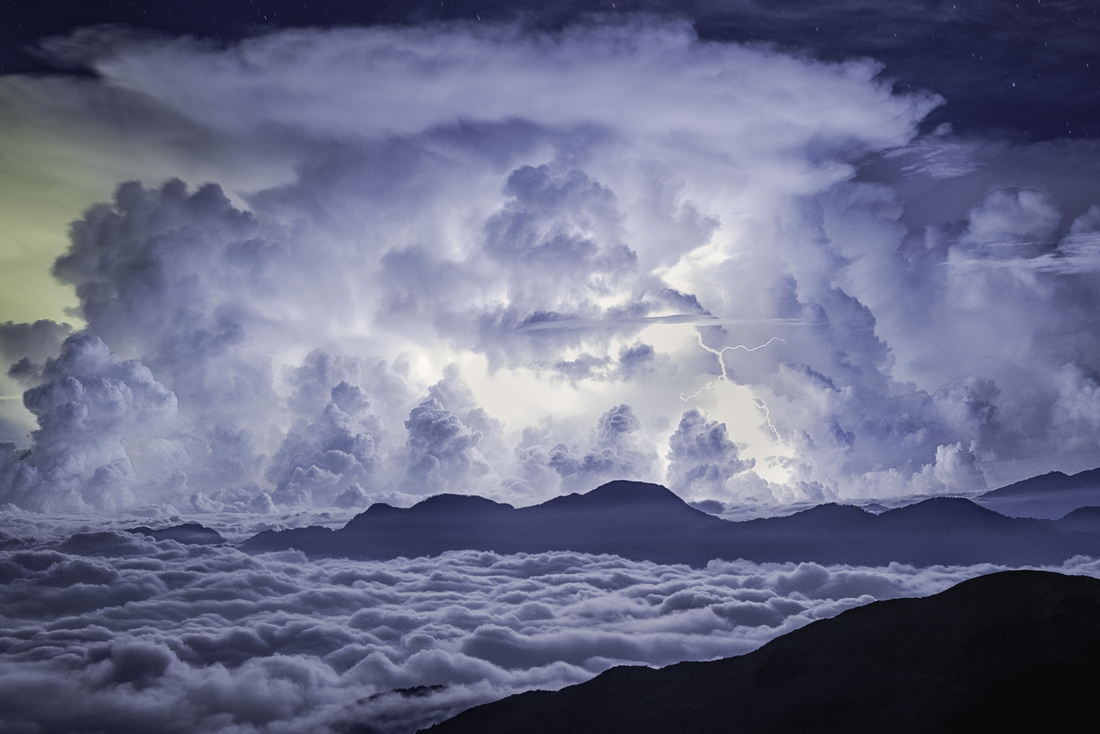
<box><xmin>2</xmin><ymin>19</ymin><xmax>1100</xmax><ymax>515</ymax></box>
<box><xmin>3</xmin><ymin>514</ymin><xmax>1096</xmax><ymax>733</ymax></box>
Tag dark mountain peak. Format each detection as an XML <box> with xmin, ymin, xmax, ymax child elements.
<box><xmin>426</xmin><ymin>570</ymin><xmax>1100</xmax><ymax>734</ymax></box>
<box><xmin>364</xmin><ymin>502</ymin><xmax>399</xmax><ymax>514</ymax></box>
<box><xmin>343</xmin><ymin>494</ymin><xmax>514</xmax><ymax>535</ymax></box>
<box><xmin>238</xmin><ymin>524</ymin><xmax>334</xmax><ymax>555</ymax></box>
<box><xmin>766</xmin><ymin>502</ymin><xmax>871</xmax><ymax>525</ymax></box>
<box><xmin>878</xmin><ymin>496</ymin><xmax>1009</xmax><ymax>526</ymax></box>
<box><xmin>409</xmin><ymin>494</ymin><xmax>515</xmax><ymax>514</ymax></box>
<box><xmin>526</xmin><ymin>482</ymin><xmax>711</xmax><ymax>527</ymax></box>
<box><xmin>127</xmin><ymin>522</ymin><xmax>225</xmax><ymax>545</ymax></box>
<box><xmin>982</xmin><ymin>466</ymin><xmax>1100</xmax><ymax>499</ymax></box>
<box><xmin>936</xmin><ymin>569</ymin><xmax>1096</xmax><ymax>617</ymax></box>
<box><xmin>977</xmin><ymin>466</ymin><xmax>1100</xmax><ymax>519</ymax></box>
<box><xmin>1063</xmin><ymin>505</ymin><xmax>1100</xmax><ymax>520</ymax></box>
<box><xmin>341</xmin><ymin>502</ymin><xmax>400</xmax><ymax>532</ymax></box>
<box><xmin>243</xmin><ymin>478</ymin><xmax>1100</xmax><ymax>567</ymax></box>
<box><xmin>1056</xmin><ymin>505</ymin><xmax>1100</xmax><ymax>533</ymax></box>
<box><xmin>573</xmin><ymin>480</ymin><xmax>688</xmax><ymax>508</ymax></box>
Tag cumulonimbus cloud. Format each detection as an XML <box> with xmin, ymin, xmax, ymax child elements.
<box><xmin>2</xmin><ymin>18</ymin><xmax>1100</xmax><ymax>514</ymax></box>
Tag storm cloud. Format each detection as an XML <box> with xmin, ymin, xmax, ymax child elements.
<box><xmin>1</xmin><ymin>17</ymin><xmax>1100</xmax><ymax>515</ymax></box>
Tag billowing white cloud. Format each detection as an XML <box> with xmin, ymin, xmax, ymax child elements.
<box><xmin>267</xmin><ymin>380</ymin><xmax>385</xmax><ymax>506</ymax></box>
<box><xmin>666</xmin><ymin>409</ymin><xmax>754</xmax><ymax>500</ymax></box>
<box><xmin>539</xmin><ymin>404</ymin><xmax>658</xmax><ymax>491</ymax></box>
<box><xmin>3</xmin><ymin>514</ymin><xmax>1095</xmax><ymax>733</ymax></box>
<box><xmin>1</xmin><ymin>334</ymin><xmax>178</xmax><ymax>513</ymax></box>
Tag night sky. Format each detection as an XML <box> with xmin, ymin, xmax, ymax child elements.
<box><xmin>2</xmin><ymin>1</ymin><xmax>1100</xmax><ymax>731</ymax></box>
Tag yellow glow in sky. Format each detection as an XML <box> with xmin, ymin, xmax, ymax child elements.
<box><xmin>0</xmin><ymin>126</ymin><xmax>99</xmax><ymax>325</ymax></box>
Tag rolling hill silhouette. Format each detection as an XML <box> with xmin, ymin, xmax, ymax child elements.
<box><xmin>127</xmin><ymin>522</ymin><xmax>226</xmax><ymax>545</ymax></box>
<box><xmin>977</xmin><ymin>467</ymin><xmax>1100</xmax><ymax>519</ymax></box>
<box><xmin>422</xmin><ymin>570</ymin><xmax>1100</xmax><ymax>734</ymax></box>
<box><xmin>240</xmin><ymin>480</ymin><xmax>1100</xmax><ymax>566</ymax></box>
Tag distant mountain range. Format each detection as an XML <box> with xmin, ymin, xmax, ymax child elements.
<box><xmin>240</xmin><ymin>479</ymin><xmax>1100</xmax><ymax>567</ymax></box>
<box><xmin>422</xmin><ymin>570</ymin><xmax>1100</xmax><ymax>734</ymax></box>
<box><xmin>127</xmin><ymin>522</ymin><xmax>226</xmax><ymax>545</ymax></box>
<box><xmin>976</xmin><ymin>467</ymin><xmax>1100</xmax><ymax>519</ymax></box>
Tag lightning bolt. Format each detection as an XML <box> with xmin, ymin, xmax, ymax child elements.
<box><xmin>753</xmin><ymin>397</ymin><xmax>781</xmax><ymax>443</ymax></box>
<box><xmin>680</xmin><ymin>332</ymin><xmax>784</xmax><ymax>400</ymax></box>
<box><xmin>680</xmin><ymin>331</ymin><xmax>784</xmax><ymax>443</ymax></box>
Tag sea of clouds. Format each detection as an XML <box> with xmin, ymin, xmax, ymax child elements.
<box><xmin>3</xmin><ymin>511</ymin><xmax>1097</xmax><ymax>734</ymax></box>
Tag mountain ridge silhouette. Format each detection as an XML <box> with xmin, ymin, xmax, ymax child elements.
<box><xmin>421</xmin><ymin>570</ymin><xmax>1100</xmax><ymax>734</ymax></box>
<box><xmin>241</xmin><ymin>479</ymin><xmax>1100</xmax><ymax>566</ymax></box>
<box><xmin>977</xmin><ymin>466</ymin><xmax>1100</xmax><ymax>519</ymax></box>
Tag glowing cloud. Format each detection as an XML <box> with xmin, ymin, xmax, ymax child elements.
<box><xmin>4</xmin><ymin>18</ymin><xmax>1100</xmax><ymax>513</ymax></box>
